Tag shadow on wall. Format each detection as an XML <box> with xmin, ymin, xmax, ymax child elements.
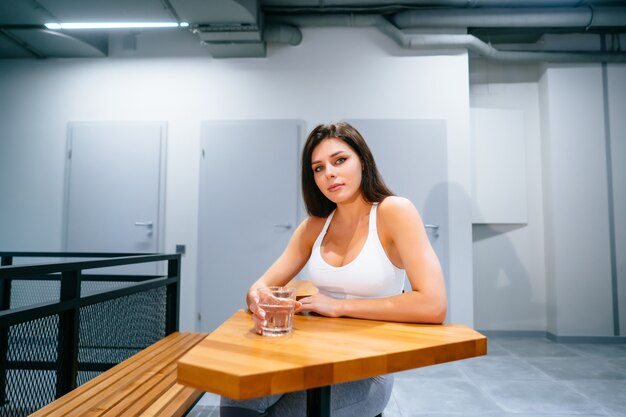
<box><xmin>421</xmin><ymin>181</ymin><xmax>450</xmax><ymax>310</ymax></box>
<box><xmin>472</xmin><ymin>211</ymin><xmax>544</xmax><ymax>330</ymax></box>
<box><xmin>427</xmin><ymin>180</ymin><xmax>543</xmax><ymax>331</ymax></box>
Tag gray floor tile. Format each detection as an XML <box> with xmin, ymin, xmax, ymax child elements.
<box><xmin>563</xmin><ymin>343</ymin><xmax>626</xmax><ymax>359</ymax></box>
<box><xmin>405</xmin><ymin>413</ymin><xmax>506</xmax><ymax>417</ymax></box>
<box><xmin>197</xmin><ymin>392</ymin><xmax>221</xmax><ymax>406</ymax></box>
<box><xmin>383</xmin><ymin>393</ymin><xmax>402</xmax><ymax>417</ymax></box>
<box><xmin>393</xmin><ymin>379</ymin><xmax>502</xmax><ymax>414</ymax></box>
<box><xmin>566</xmin><ymin>379</ymin><xmax>626</xmax><ymax>415</ymax></box>
<box><xmin>187</xmin><ymin>405</ymin><xmax>218</xmax><ymax>417</ymax></box>
<box><xmin>494</xmin><ymin>337</ymin><xmax>582</xmax><ymax>358</ymax></box>
<box><xmin>609</xmin><ymin>359</ymin><xmax>626</xmax><ymax>373</ymax></box>
<box><xmin>484</xmin><ymin>341</ymin><xmax>515</xmax><ymax>357</ymax></box>
<box><xmin>458</xmin><ymin>355</ymin><xmax>550</xmax><ymax>381</ymax></box>
<box><xmin>395</xmin><ymin>361</ymin><xmax>465</xmax><ymax>380</ymax></box>
<box><xmin>381</xmin><ymin>407</ymin><xmax>403</xmax><ymax>417</ymax></box>
<box><xmin>504</xmin><ymin>414</ymin><xmax>609</xmax><ymax>417</ymax></box>
<box><xmin>189</xmin><ymin>338</ymin><xmax>624</xmax><ymax>417</ymax></box>
<box><xmin>476</xmin><ymin>379</ymin><xmax>609</xmax><ymax>415</ymax></box>
<box><xmin>527</xmin><ymin>357</ymin><xmax>626</xmax><ymax>380</ymax></box>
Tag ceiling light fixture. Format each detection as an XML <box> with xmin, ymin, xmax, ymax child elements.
<box><xmin>45</xmin><ymin>22</ymin><xmax>189</xmax><ymax>30</ymax></box>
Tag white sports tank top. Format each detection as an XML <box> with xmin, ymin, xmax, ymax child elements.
<box><xmin>307</xmin><ymin>203</ymin><xmax>405</xmax><ymax>299</ymax></box>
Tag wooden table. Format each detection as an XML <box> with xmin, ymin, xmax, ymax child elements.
<box><xmin>177</xmin><ymin>308</ymin><xmax>486</xmax><ymax>417</ymax></box>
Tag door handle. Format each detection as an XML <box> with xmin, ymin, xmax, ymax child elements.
<box><xmin>134</xmin><ymin>221</ymin><xmax>153</xmax><ymax>229</ymax></box>
<box><xmin>425</xmin><ymin>224</ymin><xmax>439</xmax><ymax>238</ymax></box>
<box><xmin>135</xmin><ymin>221</ymin><xmax>153</xmax><ymax>237</ymax></box>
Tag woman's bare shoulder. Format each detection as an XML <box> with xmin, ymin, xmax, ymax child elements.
<box><xmin>297</xmin><ymin>215</ymin><xmax>327</xmax><ymax>245</ymax></box>
<box><xmin>378</xmin><ymin>196</ymin><xmax>423</xmax><ymax>232</ymax></box>
<box><xmin>378</xmin><ymin>196</ymin><xmax>418</xmax><ymax>217</ymax></box>
<box><xmin>303</xmin><ymin>215</ymin><xmax>327</xmax><ymax>230</ymax></box>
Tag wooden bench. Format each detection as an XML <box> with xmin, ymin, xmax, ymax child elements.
<box><xmin>31</xmin><ymin>332</ymin><xmax>209</xmax><ymax>417</ymax></box>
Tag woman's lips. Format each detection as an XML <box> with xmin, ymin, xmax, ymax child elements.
<box><xmin>328</xmin><ymin>183</ymin><xmax>344</xmax><ymax>192</ymax></box>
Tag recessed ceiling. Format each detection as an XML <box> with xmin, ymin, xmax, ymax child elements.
<box><xmin>0</xmin><ymin>0</ymin><xmax>624</xmax><ymax>60</ymax></box>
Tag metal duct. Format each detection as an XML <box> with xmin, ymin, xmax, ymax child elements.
<box><xmin>264</xmin><ymin>23</ymin><xmax>302</xmax><ymax>45</ymax></box>
<box><xmin>262</xmin><ymin>0</ymin><xmax>626</xmax><ymax>8</ymax></box>
<box><xmin>171</xmin><ymin>0</ymin><xmax>265</xmax><ymax>57</ymax></box>
<box><xmin>267</xmin><ymin>14</ymin><xmax>378</xmax><ymax>28</ymax></box>
<box><xmin>376</xmin><ymin>14</ymin><xmax>626</xmax><ymax>62</ymax></box>
<box><xmin>170</xmin><ymin>0</ymin><xmax>258</xmax><ymax>24</ymax></box>
<box><xmin>1</xmin><ymin>29</ymin><xmax>106</xmax><ymax>58</ymax></box>
<box><xmin>392</xmin><ymin>7</ymin><xmax>626</xmax><ymax>29</ymax></box>
<box><xmin>267</xmin><ymin>14</ymin><xmax>626</xmax><ymax>62</ymax></box>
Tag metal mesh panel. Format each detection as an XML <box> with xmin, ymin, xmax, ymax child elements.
<box><xmin>9</xmin><ymin>281</ymin><xmax>60</xmax><ymax>309</ymax></box>
<box><xmin>76</xmin><ymin>371</ymin><xmax>101</xmax><ymax>387</ymax></box>
<box><xmin>80</xmin><ymin>280</ymin><xmax>135</xmax><ymax>297</ymax></box>
<box><xmin>6</xmin><ymin>315</ymin><xmax>58</xmax><ymax>363</ymax></box>
<box><xmin>77</xmin><ymin>286</ymin><xmax>167</xmax><ymax>373</ymax></box>
<box><xmin>2</xmin><ymin>267</ymin><xmax>172</xmax><ymax>416</ymax></box>
<box><xmin>1</xmin><ymin>315</ymin><xmax>60</xmax><ymax>417</ymax></box>
<box><xmin>1</xmin><ymin>371</ymin><xmax>56</xmax><ymax>417</ymax></box>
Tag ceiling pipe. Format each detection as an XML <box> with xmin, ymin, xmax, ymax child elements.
<box><xmin>264</xmin><ymin>23</ymin><xmax>302</xmax><ymax>45</ymax></box>
<box><xmin>266</xmin><ymin>14</ymin><xmax>626</xmax><ymax>62</ymax></box>
<box><xmin>375</xmin><ymin>15</ymin><xmax>626</xmax><ymax>62</ymax></box>
<box><xmin>392</xmin><ymin>7</ymin><xmax>626</xmax><ymax>29</ymax></box>
<box><xmin>263</xmin><ymin>0</ymin><xmax>626</xmax><ymax>9</ymax></box>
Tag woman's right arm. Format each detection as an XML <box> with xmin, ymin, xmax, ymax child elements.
<box><xmin>246</xmin><ymin>216</ymin><xmax>323</xmax><ymax>317</ymax></box>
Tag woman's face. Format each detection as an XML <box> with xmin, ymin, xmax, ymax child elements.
<box><xmin>311</xmin><ymin>137</ymin><xmax>363</xmax><ymax>205</ymax></box>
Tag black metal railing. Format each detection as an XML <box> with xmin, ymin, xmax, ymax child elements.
<box><xmin>0</xmin><ymin>252</ymin><xmax>182</xmax><ymax>417</ymax></box>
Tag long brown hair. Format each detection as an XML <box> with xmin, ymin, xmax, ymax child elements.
<box><xmin>301</xmin><ymin>122</ymin><xmax>393</xmax><ymax>217</ymax></box>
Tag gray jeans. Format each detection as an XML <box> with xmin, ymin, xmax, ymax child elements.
<box><xmin>220</xmin><ymin>374</ymin><xmax>393</xmax><ymax>417</ymax></box>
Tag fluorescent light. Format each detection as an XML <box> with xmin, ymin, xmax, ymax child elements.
<box><xmin>44</xmin><ymin>22</ymin><xmax>187</xmax><ymax>30</ymax></box>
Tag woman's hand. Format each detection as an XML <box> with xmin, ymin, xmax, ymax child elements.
<box><xmin>295</xmin><ymin>293</ymin><xmax>343</xmax><ymax>318</ymax></box>
<box><xmin>247</xmin><ymin>290</ymin><xmax>266</xmax><ymax>335</ymax></box>
<box><xmin>248</xmin><ymin>289</ymin><xmax>303</xmax><ymax>334</ymax></box>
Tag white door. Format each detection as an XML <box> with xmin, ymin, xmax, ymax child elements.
<box><xmin>64</xmin><ymin>122</ymin><xmax>166</xmax><ymax>274</ymax></box>
<box><xmin>198</xmin><ymin>120</ymin><xmax>302</xmax><ymax>331</ymax></box>
<box><xmin>349</xmin><ymin>120</ymin><xmax>449</xmax><ymax>297</ymax></box>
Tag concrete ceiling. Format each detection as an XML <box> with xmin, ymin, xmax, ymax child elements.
<box><xmin>0</xmin><ymin>0</ymin><xmax>625</xmax><ymax>60</ymax></box>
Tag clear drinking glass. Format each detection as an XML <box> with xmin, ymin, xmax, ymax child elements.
<box><xmin>257</xmin><ymin>286</ymin><xmax>297</xmax><ymax>336</ymax></box>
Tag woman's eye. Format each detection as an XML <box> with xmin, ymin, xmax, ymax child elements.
<box><xmin>313</xmin><ymin>166</ymin><xmax>323</xmax><ymax>173</ymax></box>
<box><xmin>335</xmin><ymin>157</ymin><xmax>346</xmax><ymax>165</ymax></box>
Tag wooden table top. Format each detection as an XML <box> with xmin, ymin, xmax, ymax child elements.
<box><xmin>177</xmin><ymin>309</ymin><xmax>486</xmax><ymax>400</ymax></box>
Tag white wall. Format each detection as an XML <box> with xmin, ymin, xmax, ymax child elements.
<box><xmin>0</xmin><ymin>27</ymin><xmax>473</xmax><ymax>330</ymax></box>
<box><xmin>607</xmin><ymin>64</ymin><xmax>626</xmax><ymax>336</ymax></box>
<box><xmin>469</xmin><ymin>60</ymin><xmax>625</xmax><ymax>337</ymax></box>
<box><xmin>540</xmin><ymin>64</ymin><xmax>615</xmax><ymax>337</ymax></box>
<box><xmin>469</xmin><ymin>60</ymin><xmax>547</xmax><ymax>331</ymax></box>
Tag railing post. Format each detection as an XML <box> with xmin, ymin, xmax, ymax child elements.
<box><xmin>56</xmin><ymin>269</ymin><xmax>81</xmax><ymax>398</ymax></box>
<box><xmin>0</xmin><ymin>255</ymin><xmax>13</xmax><ymax>405</ymax></box>
<box><xmin>0</xmin><ymin>256</ymin><xmax>12</xmax><ymax>311</ymax></box>
<box><xmin>165</xmin><ymin>256</ymin><xmax>181</xmax><ymax>335</ymax></box>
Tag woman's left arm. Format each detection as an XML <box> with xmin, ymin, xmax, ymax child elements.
<box><xmin>297</xmin><ymin>197</ymin><xmax>447</xmax><ymax>324</ymax></box>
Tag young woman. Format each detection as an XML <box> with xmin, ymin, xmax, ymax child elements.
<box><xmin>220</xmin><ymin>122</ymin><xmax>446</xmax><ymax>417</ymax></box>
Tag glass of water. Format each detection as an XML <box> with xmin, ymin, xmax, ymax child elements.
<box><xmin>257</xmin><ymin>286</ymin><xmax>297</xmax><ymax>337</ymax></box>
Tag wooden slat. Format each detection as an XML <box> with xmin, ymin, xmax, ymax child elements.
<box><xmin>157</xmin><ymin>385</ymin><xmax>203</xmax><ymax>417</ymax></box>
<box><xmin>99</xmin><ymin>361</ymin><xmax>181</xmax><ymax>416</ymax></box>
<box><xmin>138</xmin><ymin>383</ymin><xmax>186</xmax><ymax>417</ymax></box>
<box><xmin>31</xmin><ymin>333</ymin><xmax>194</xmax><ymax>416</ymax></box>
<box><xmin>30</xmin><ymin>332</ymin><xmax>208</xmax><ymax>417</ymax></box>
<box><xmin>141</xmin><ymin>384</ymin><xmax>203</xmax><ymax>417</ymax></box>
<box><xmin>39</xmin><ymin>333</ymin><xmax>199</xmax><ymax>416</ymax></box>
